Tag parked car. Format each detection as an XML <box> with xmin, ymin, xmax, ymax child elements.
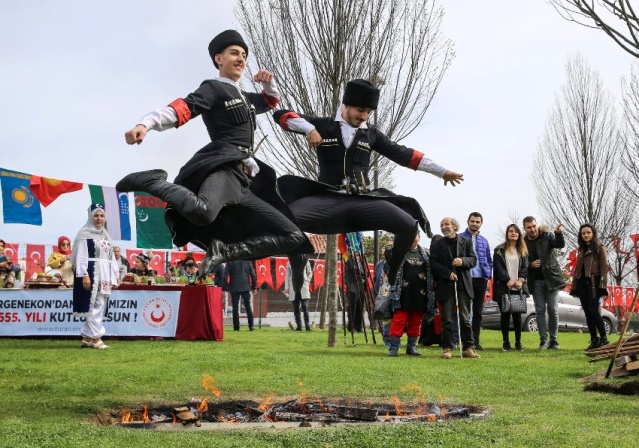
<box><xmin>481</xmin><ymin>291</ymin><xmax>618</xmax><ymax>334</ymax></box>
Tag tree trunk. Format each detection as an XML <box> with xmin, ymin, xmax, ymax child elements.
<box><xmin>325</xmin><ymin>234</ymin><xmax>339</xmax><ymax>347</ymax></box>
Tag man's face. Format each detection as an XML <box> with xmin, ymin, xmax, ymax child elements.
<box><xmin>185</xmin><ymin>263</ymin><xmax>198</xmax><ymax>275</ymax></box>
<box><xmin>440</xmin><ymin>218</ymin><xmax>456</xmax><ymax>238</ymax></box>
<box><xmin>342</xmin><ymin>105</ymin><xmax>373</xmax><ymax>127</ymax></box>
<box><xmin>411</xmin><ymin>233</ymin><xmax>421</xmax><ymax>249</ymax></box>
<box><xmin>467</xmin><ymin>216</ymin><xmax>482</xmax><ymax>233</ymax></box>
<box><xmin>524</xmin><ymin>220</ymin><xmax>538</xmax><ymax>239</ymax></box>
<box><xmin>215</xmin><ymin>45</ymin><xmax>246</xmax><ymax>81</ymax></box>
<box><xmin>114</xmin><ymin>248</ymin><xmax>121</xmax><ymax>258</ymax></box>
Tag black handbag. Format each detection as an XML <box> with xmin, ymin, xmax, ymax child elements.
<box><xmin>502</xmin><ymin>290</ymin><xmax>527</xmax><ymax>314</ymax></box>
<box><xmin>374</xmin><ymin>282</ymin><xmax>393</xmax><ymax>320</ymax></box>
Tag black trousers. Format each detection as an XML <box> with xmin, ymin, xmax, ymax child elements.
<box><xmin>347</xmin><ymin>291</ymin><xmax>364</xmax><ymax>332</ymax></box>
<box><xmin>287</xmin><ymin>194</ymin><xmax>416</xmax><ymax>291</ymax></box>
<box><xmin>470</xmin><ymin>277</ymin><xmax>488</xmax><ymax>344</ymax></box>
<box><xmin>577</xmin><ymin>278</ymin><xmax>606</xmax><ymax>340</ymax></box>
<box><xmin>439</xmin><ymin>287</ymin><xmax>474</xmax><ymax>350</ymax></box>
<box><xmin>231</xmin><ymin>291</ymin><xmax>254</xmax><ymax>330</ymax></box>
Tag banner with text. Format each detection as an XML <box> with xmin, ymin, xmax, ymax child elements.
<box><xmin>0</xmin><ymin>289</ymin><xmax>180</xmax><ymax>337</ymax></box>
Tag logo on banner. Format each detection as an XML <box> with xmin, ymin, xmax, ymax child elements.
<box><xmin>142</xmin><ymin>296</ymin><xmax>174</xmax><ymax>329</ymax></box>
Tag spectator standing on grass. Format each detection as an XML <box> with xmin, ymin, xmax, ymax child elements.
<box><xmin>570</xmin><ymin>223</ymin><xmax>609</xmax><ymax>350</ymax></box>
<box><xmin>493</xmin><ymin>224</ymin><xmax>529</xmax><ymax>352</ymax></box>
<box><xmin>223</xmin><ymin>260</ymin><xmax>257</xmax><ymax>331</ymax></box>
<box><xmin>523</xmin><ymin>216</ymin><xmax>566</xmax><ymax>350</ymax></box>
<box><xmin>72</xmin><ymin>203</ymin><xmax>119</xmax><ymax>350</ymax></box>
<box><xmin>458</xmin><ymin>212</ymin><xmax>492</xmax><ymax>350</ymax></box>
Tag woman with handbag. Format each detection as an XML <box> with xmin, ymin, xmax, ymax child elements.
<box><xmin>493</xmin><ymin>224</ymin><xmax>529</xmax><ymax>352</ymax></box>
<box><xmin>570</xmin><ymin>224</ymin><xmax>609</xmax><ymax>350</ymax></box>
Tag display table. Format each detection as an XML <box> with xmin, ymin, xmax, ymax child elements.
<box><xmin>0</xmin><ymin>284</ymin><xmax>223</xmax><ymax>341</ymax></box>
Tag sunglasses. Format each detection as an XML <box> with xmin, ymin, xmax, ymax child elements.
<box><xmin>60</xmin><ymin>242</ymin><xmax>70</xmax><ymax>246</ymax></box>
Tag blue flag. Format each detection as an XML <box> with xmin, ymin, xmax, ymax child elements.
<box><xmin>0</xmin><ymin>168</ymin><xmax>42</xmax><ymax>225</ymax></box>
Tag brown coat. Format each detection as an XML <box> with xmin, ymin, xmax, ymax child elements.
<box><xmin>571</xmin><ymin>244</ymin><xmax>608</xmax><ymax>291</ymax></box>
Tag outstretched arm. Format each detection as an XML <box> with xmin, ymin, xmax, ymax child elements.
<box><xmin>273</xmin><ymin>110</ymin><xmax>325</xmax><ymax>149</ymax></box>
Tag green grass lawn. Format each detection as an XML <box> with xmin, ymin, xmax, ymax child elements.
<box><xmin>1</xmin><ymin>328</ymin><xmax>637</xmax><ymax>447</ymax></box>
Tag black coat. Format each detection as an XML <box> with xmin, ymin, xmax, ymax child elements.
<box><xmin>492</xmin><ymin>245</ymin><xmax>529</xmax><ymax>305</ymax></box>
<box><xmin>223</xmin><ymin>260</ymin><xmax>257</xmax><ymax>293</ymax></box>
<box><xmin>524</xmin><ymin>231</ymin><xmax>566</xmax><ymax>292</ymax></box>
<box><xmin>429</xmin><ymin>235</ymin><xmax>476</xmax><ymax>300</ymax></box>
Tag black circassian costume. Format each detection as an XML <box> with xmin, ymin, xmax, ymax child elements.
<box><xmin>116</xmin><ymin>30</ymin><xmax>312</xmax><ymax>277</ymax></box>
<box><xmin>274</xmin><ymin>79</ymin><xmax>446</xmax><ymax>285</ymax></box>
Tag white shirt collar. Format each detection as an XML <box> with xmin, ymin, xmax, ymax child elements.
<box><xmin>335</xmin><ymin>105</ymin><xmax>368</xmax><ymax>129</ymax></box>
<box><xmin>215</xmin><ymin>76</ymin><xmax>241</xmax><ymax>89</ymax></box>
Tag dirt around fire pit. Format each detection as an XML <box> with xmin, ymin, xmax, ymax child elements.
<box><xmin>583</xmin><ymin>379</ymin><xmax>639</xmax><ymax>395</ymax></box>
<box><xmin>96</xmin><ymin>398</ymin><xmax>489</xmax><ymax>430</ymax></box>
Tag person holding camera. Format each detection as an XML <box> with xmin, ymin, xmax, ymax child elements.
<box><xmin>570</xmin><ymin>224</ymin><xmax>609</xmax><ymax>350</ymax></box>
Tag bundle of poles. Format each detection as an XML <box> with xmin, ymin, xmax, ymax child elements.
<box><xmin>341</xmin><ymin>232</ymin><xmax>379</xmax><ymax>345</ymax></box>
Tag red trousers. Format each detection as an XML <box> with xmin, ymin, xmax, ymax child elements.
<box><xmin>389</xmin><ymin>310</ymin><xmax>424</xmax><ymax>338</ymax></box>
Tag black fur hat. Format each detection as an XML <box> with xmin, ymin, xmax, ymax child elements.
<box><xmin>208</xmin><ymin>30</ymin><xmax>248</xmax><ymax>69</ymax></box>
<box><xmin>342</xmin><ymin>79</ymin><xmax>380</xmax><ymax>109</ymax></box>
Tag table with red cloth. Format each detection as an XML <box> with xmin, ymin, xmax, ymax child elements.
<box><xmin>117</xmin><ymin>284</ymin><xmax>223</xmax><ymax>341</ymax></box>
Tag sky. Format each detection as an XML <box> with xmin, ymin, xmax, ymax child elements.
<box><xmin>0</xmin><ymin>0</ymin><xmax>636</xmax><ymax>252</ymax></box>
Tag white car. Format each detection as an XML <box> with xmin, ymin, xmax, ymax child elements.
<box><xmin>481</xmin><ymin>291</ymin><xmax>618</xmax><ymax>334</ymax></box>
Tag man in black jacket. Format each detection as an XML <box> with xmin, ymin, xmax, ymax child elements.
<box><xmin>223</xmin><ymin>260</ymin><xmax>257</xmax><ymax>331</ymax></box>
<box><xmin>429</xmin><ymin>217</ymin><xmax>479</xmax><ymax>359</ymax></box>
<box><xmin>273</xmin><ymin>79</ymin><xmax>464</xmax><ymax>292</ymax></box>
<box><xmin>523</xmin><ymin>217</ymin><xmax>566</xmax><ymax>349</ymax></box>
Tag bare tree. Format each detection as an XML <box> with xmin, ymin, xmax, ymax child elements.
<box><xmin>551</xmin><ymin>1</ymin><xmax>639</xmax><ymax>58</ymax></box>
<box><xmin>235</xmin><ymin>0</ymin><xmax>454</xmax><ymax>346</ymax></box>
<box><xmin>532</xmin><ymin>54</ymin><xmax>636</xmax><ymax>285</ymax></box>
<box><xmin>621</xmin><ymin>66</ymin><xmax>639</xmax><ymax>199</ymax></box>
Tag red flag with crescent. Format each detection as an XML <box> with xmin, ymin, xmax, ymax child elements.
<box><xmin>255</xmin><ymin>258</ymin><xmax>273</xmax><ymax>289</ymax></box>
<box><xmin>26</xmin><ymin>244</ymin><xmax>45</xmax><ymax>279</ymax></box>
<box><xmin>275</xmin><ymin>257</ymin><xmax>288</xmax><ymax>290</ymax></box>
<box><xmin>565</xmin><ymin>249</ymin><xmax>577</xmax><ymax>272</ymax></box>
<box><xmin>126</xmin><ymin>249</ymin><xmax>138</xmax><ymax>268</ymax></box>
<box><xmin>613</xmin><ymin>286</ymin><xmax>624</xmax><ymax>307</ymax></box>
<box><xmin>336</xmin><ymin>261</ymin><xmax>345</xmax><ymax>290</ymax></box>
<box><xmin>148</xmin><ymin>251</ymin><xmax>166</xmax><ymax>276</ymax></box>
<box><xmin>312</xmin><ymin>259</ymin><xmax>325</xmax><ymax>291</ymax></box>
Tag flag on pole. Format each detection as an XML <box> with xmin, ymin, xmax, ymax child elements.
<box><xmin>29</xmin><ymin>175</ymin><xmax>83</xmax><ymax>207</ymax></box>
<box><xmin>88</xmin><ymin>185</ymin><xmax>131</xmax><ymax>241</ymax></box>
<box><xmin>134</xmin><ymin>192</ymin><xmax>172</xmax><ymax>249</ymax></box>
<box><xmin>0</xmin><ymin>168</ymin><xmax>42</xmax><ymax>225</ymax></box>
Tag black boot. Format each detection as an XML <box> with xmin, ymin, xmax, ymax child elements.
<box><xmin>586</xmin><ymin>337</ymin><xmax>600</xmax><ymax>350</ymax></box>
<box><xmin>406</xmin><ymin>337</ymin><xmax>421</xmax><ymax>356</ymax></box>
<box><xmin>198</xmin><ymin>232</ymin><xmax>308</xmax><ymax>279</ymax></box>
<box><xmin>116</xmin><ymin>169</ymin><xmax>167</xmax><ymax>192</ymax></box>
<box><xmin>599</xmin><ymin>336</ymin><xmax>609</xmax><ymax>347</ymax></box>
<box><xmin>388</xmin><ymin>337</ymin><xmax>401</xmax><ymax>357</ymax></box>
<box><xmin>303</xmin><ymin>308</ymin><xmax>311</xmax><ymax>331</ymax></box>
<box><xmin>387</xmin><ymin>222</ymin><xmax>419</xmax><ymax>284</ymax></box>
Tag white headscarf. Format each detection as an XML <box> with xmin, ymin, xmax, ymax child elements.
<box><xmin>71</xmin><ymin>203</ymin><xmax>112</xmax><ymax>265</ymax></box>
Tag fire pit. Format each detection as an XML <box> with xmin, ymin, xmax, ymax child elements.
<box><xmin>96</xmin><ymin>398</ymin><xmax>487</xmax><ymax>430</ymax></box>
<box><xmin>95</xmin><ymin>376</ymin><xmax>488</xmax><ymax>429</ymax></box>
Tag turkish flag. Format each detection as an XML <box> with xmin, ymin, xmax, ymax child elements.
<box><xmin>275</xmin><ymin>257</ymin><xmax>287</xmax><ymax>290</ymax></box>
<box><xmin>148</xmin><ymin>252</ymin><xmax>166</xmax><ymax>276</ymax></box>
<box><xmin>29</xmin><ymin>175</ymin><xmax>83</xmax><ymax>207</ymax></box>
<box><xmin>613</xmin><ymin>286</ymin><xmax>624</xmax><ymax>307</ymax></box>
<box><xmin>26</xmin><ymin>244</ymin><xmax>45</xmax><ymax>280</ymax></box>
<box><xmin>126</xmin><ymin>249</ymin><xmax>138</xmax><ymax>268</ymax></box>
<box><xmin>336</xmin><ymin>261</ymin><xmax>345</xmax><ymax>290</ymax></box>
<box><xmin>312</xmin><ymin>260</ymin><xmax>325</xmax><ymax>291</ymax></box>
<box><xmin>170</xmin><ymin>251</ymin><xmax>188</xmax><ymax>267</ymax></box>
<box><xmin>3</xmin><ymin>242</ymin><xmax>19</xmax><ymax>263</ymax></box>
<box><xmin>255</xmin><ymin>258</ymin><xmax>274</xmax><ymax>289</ymax></box>
<box><xmin>631</xmin><ymin>234</ymin><xmax>639</xmax><ymax>245</ymax></box>
<box><xmin>191</xmin><ymin>251</ymin><xmax>205</xmax><ymax>263</ymax></box>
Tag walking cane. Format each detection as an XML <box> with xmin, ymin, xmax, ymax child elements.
<box><xmin>454</xmin><ymin>281</ymin><xmax>463</xmax><ymax>359</ymax></box>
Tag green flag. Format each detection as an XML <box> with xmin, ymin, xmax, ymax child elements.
<box><xmin>134</xmin><ymin>192</ymin><xmax>172</xmax><ymax>249</ymax></box>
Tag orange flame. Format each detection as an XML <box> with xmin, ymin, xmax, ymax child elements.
<box><xmin>262</xmin><ymin>412</ymin><xmax>274</xmax><ymax>422</ymax></box>
<box><xmin>385</xmin><ymin>412</ymin><xmax>391</xmax><ymax>422</ymax></box>
<box><xmin>142</xmin><ymin>404</ymin><xmax>150</xmax><ymax>424</ymax></box>
<box><xmin>172</xmin><ymin>413</ymin><xmax>177</xmax><ymax>423</ymax></box>
<box><xmin>201</xmin><ymin>374</ymin><xmax>221</xmax><ymax>397</ymax></box>
<box><xmin>258</xmin><ymin>392</ymin><xmax>277</xmax><ymax>411</ymax></box>
<box><xmin>427</xmin><ymin>414</ymin><xmax>437</xmax><ymax>422</ymax></box>
<box><xmin>121</xmin><ymin>408</ymin><xmax>132</xmax><ymax>423</ymax></box>
<box><xmin>197</xmin><ymin>397</ymin><xmax>209</xmax><ymax>413</ymax></box>
<box><xmin>390</xmin><ymin>396</ymin><xmax>408</xmax><ymax>416</ymax></box>
<box><xmin>317</xmin><ymin>399</ymin><xmax>330</xmax><ymax>413</ymax></box>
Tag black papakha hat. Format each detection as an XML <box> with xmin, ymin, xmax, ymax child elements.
<box><xmin>208</xmin><ymin>30</ymin><xmax>249</xmax><ymax>69</ymax></box>
<box><xmin>342</xmin><ymin>79</ymin><xmax>380</xmax><ymax>110</ymax></box>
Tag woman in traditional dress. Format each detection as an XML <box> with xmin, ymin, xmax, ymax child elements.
<box><xmin>72</xmin><ymin>204</ymin><xmax>119</xmax><ymax>349</ymax></box>
<box><xmin>47</xmin><ymin>236</ymin><xmax>74</xmax><ymax>286</ymax></box>
<box><xmin>492</xmin><ymin>224</ymin><xmax>529</xmax><ymax>352</ymax></box>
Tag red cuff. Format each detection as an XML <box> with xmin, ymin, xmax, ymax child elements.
<box><xmin>261</xmin><ymin>91</ymin><xmax>280</xmax><ymax>109</ymax></box>
<box><xmin>278</xmin><ymin>111</ymin><xmax>301</xmax><ymax>131</ymax></box>
<box><xmin>408</xmin><ymin>150</ymin><xmax>424</xmax><ymax>170</ymax></box>
<box><xmin>168</xmin><ymin>98</ymin><xmax>192</xmax><ymax>127</ymax></box>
